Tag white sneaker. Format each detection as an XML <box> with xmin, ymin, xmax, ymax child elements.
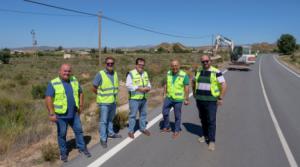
<box><xmin>198</xmin><ymin>137</ymin><xmax>205</xmax><ymax>143</ymax></box>
<box><xmin>208</xmin><ymin>142</ymin><xmax>215</xmax><ymax>151</ymax></box>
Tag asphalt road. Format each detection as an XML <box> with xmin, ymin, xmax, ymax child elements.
<box><xmin>64</xmin><ymin>54</ymin><xmax>299</xmax><ymax>167</ymax></box>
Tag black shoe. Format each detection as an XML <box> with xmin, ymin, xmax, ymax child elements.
<box><xmin>79</xmin><ymin>149</ymin><xmax>91</xmax><ymax>158</ymax></box>
<box><xmin>61</xmin><ymin>154</ymin><xmax>68</xmax><ymax>162</ymax></box>
<box><xmin>108</xmin><ymin>134</ymin><xmax>122</xmax><ymax>139</ymax></box>
<box><xmin>100</xmin><ymin>140</ymin><xmax>107</xmax><ymax>148</ymax></box>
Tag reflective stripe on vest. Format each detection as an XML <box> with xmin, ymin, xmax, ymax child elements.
<box><xmin>129</xmin><ymin>69</ymin><xmax>149</xmax><ymax>100</ymax></box>
<box><xmin>166</xmin><ymin>70</ymin><xmax>186</xmax><ymax>101</ymax></box>
<box><xmin>194</xmin><ymin>66</ymin><xmax>221</xmax><ymax>100</ymax></box>
<box><xmin>51</xmin><ymin>76</ymin><xmax>79</xmax><ymax>114</ymax></box>
<box><xmin>97</xmin><ymin>70</ymin><xmax>119</xmax><ymax>104</ymax></box>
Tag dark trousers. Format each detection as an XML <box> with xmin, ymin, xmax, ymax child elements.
<box><xmin>56</xmin><ymin>113</ymin><xmax>86</xmax><ymax>156</ymax></box>
<box><xmin>196</xmin><ymin>100</ymin><xmax>217</xmax><ymax>142</ymax></box>
<box><xmin>162</xmin><ymin>98</ymin><xmax>183</xmax><ymax>132</ymax></box>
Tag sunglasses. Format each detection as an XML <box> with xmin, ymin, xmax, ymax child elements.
<box><xmin>106</xmin><ymin>62</ymin><xmax>114</xmax><ymax>66</ymax></box>
<box><xmin>201</xmin><ymin>60</ymin><xmax>209</xmax><ymax>64</ymax></box>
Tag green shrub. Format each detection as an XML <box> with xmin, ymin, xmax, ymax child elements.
<box><xmin>41</xmin><ymin>143</ymin><xmax>59</xmax><ymax>162</ymax></box>
<box><xmin>277</xmin><ymin>34</ymin><xmax>297</xmax><ymax>55</ymax></box>
<box><xmin>0</xmin><ymin>48</ymin><xmax>11</xmax><ymax>64</ymax></box>
<box><xmin>31</xmin><ymin>84</ymin><xmax>47</xmax><ymax>99</ymax></box>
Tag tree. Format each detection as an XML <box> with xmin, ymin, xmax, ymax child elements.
<box><xmin>103</xmin><ymin>47</ymin><xmax>107</xmax><ymax>53</ymax></box>
<box><xmin>157</xmin><ymin>47</ymin><xmax>167</xmax><ymax>53</ymax></box>
<box><xmin>56</xmin><ymin>46</ymin><xmax>63</xmax><ymax>51</ymax></box>
<box><xmin>277</xmin><ymin>34</ymin><xmax>297</xmax><ymax>55</ymax></box>
<box><xmin>90</xmin><ymin>48</ymin><xmax>96</xmax><ymax>54</ymax></box>
<box><xmin>0</xmin><ymin>48</ymin><xmax>11</xmax><ymax>64</ymax></box>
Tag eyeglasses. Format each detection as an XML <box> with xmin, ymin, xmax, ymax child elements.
<box><xmin>201</xmin><ymin>60</ymin><xmax>209</xmax><ymax>64</ymax></box>
<box><xmin>137</xmin><ymin>64</ymin><xmax>145</xmax><ymax>67</ymax></box>
<box><xmin>106</xmin><ymin>62</ymin><xmax>114</xmax><ymax>66</ymax></box>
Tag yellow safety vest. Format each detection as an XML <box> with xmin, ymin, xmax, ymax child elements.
<box><xmin>128</xmin><ymin>69</ymin><xmax>149</xmax><ymax>100</ymax></box>
<box><xmin>97</xmin><ymin>70</ymin><xmax>119</xmax><ymax>104</ymax></box>
<box><xmin>51</xmin><ymin>76</ymin><xmax>79</xmax><ymax>114</ymax></box>
<box><xmin>194</xmin><ymin>66</ymin><xmax>221</xmax><ymax>100</ymax></box>
<box><xmin>166</xmin><ymin>70</ymin><xmax>186</xmax><ymax>101</ymax></box>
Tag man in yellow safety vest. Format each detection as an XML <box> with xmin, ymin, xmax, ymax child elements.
<box><xmin>126</xmin><ymin>58</ymin><xmax>151</xmax><ymax>139</ymax></box>
<box><xmin>192</xmin><ymin>55</ymin><xmax>227</xmax><ymax>151</ymax></box>
<box><xmin>161</xmin><ymin>59</ymin><xmax>190</xmax><ymax>139</ymax></box>
<box><xmin>45</xmin><ymin>64</ymin><xmax>91</xmax><ymax>162</ymax></box>
<box><xmin>92</xmin><ymin>57</ymin><xmax>122</xmax><ymax>149</ymax></box>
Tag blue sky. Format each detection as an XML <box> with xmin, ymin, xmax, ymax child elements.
<box><xmin>0</xmin><ymin>0</ymin><xmax>299</xmax><ymax>48</ymax></box>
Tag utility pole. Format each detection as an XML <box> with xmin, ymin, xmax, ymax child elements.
<box><xmin>98</xmin><ymin>11</ymin><xmax>102</xmax><ymax>66</ymax></box>
<box><xmin>31</xmin><ymin>29</ymin><xmax>37</xmax><ymax>63</ymax></box>
<box><xmin>211</xmin><ymin>34</ymin><xmax>214</xmax><ymax>56</ymax></box>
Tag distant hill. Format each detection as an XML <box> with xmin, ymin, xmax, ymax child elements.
<box><xmin>155</xmin><ymin>42</ymin><xmax>189</xmax><ymax>52</ymax></box>
<box><xmin>251</xmin><ymin>42</ymin><xmax>277</xmax><ymax>53</ymax></box>
<box><xmin>8</xmin><ymin>42</ymin><xmax>278</xmax><ymax>53</ymax></box>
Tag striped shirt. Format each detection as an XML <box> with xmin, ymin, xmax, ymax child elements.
<box><xmin>194</xmin><ymin>67</ymin><xmax>225</xmax><ymax>101</ymax></box>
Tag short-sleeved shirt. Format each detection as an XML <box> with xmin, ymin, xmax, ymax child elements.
<box><xmin>93</xmin><ymin>69</ymin><xmax>115</xmax><ymax>88</ymax></box>
<box><xmin>93</xmin><ymin>69</ymin><xmax>116</xmax><ymax>105</ymax></box>
<box><xmin>167</xmin><ymin>71</ymin><xmax>190</xmax><ymax>102</ymax></box>
<box><xmin>45</xmin><ymin>79</ymin><xmax>82</xmax><ymax>119</ymax></box>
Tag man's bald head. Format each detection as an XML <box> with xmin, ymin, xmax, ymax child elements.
<box><xmin>59</xmin><ymin>64</ymin><xmax>72</xmax><ymax>81</ymax></box>
<box><xmin>170</xmin><ymin>59</ymin><xmax>180</xmax><ymax>74</ymax></box>
<box><xmin>201</xmin><ymin>55</ymin><xmax>211</xmax><ymax>70</ymax></box>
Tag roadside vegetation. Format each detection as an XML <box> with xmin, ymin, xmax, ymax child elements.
<box><xmin>0</xmin><ymin>50</ymin><xmax>221</xmax><ymax>164</ymax></box>
<box><xmin>277</xmin><ymin>34</ymin><xmax>300</xmax><ymax>72</ymax></box>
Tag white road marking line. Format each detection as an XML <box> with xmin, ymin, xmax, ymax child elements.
<box><xmin>273</xmin><ymin>55</ymin><xmax>300</xmax><ymax>78</ymax></box>
<box><xmin>88</xmin><ymin>69</ymin><xmax>229</xmax><ymax>167</ymax></box>
<box><xmin>259</xmin><ymin>57</ymin><xmax>298</xmax><ymax>167</ymax></box>
<box><xmin>88</xmin><ymin>96</ymin><xmax>192</xmax><ymax>167</ymax></box>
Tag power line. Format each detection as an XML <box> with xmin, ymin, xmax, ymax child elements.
<box><xmin>24</xmin><ymin>0</ymin><xmax>212</xmax><ymax>39</ymax></box>
<box><xmin>0</xmin><ymin>8</ymin><xmax>93</xmax><ymax>17</ymax></box>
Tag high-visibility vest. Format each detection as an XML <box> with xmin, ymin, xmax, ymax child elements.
<box><xmin>51</xmin><ymin>76</ymin><xmax>79</xmax><ymax>114</ymax></box>
<box><xmin>166</xmin><ymin>70</ymin><xmax>186</xmax><ymax>101</ymax></box>
<box><xmin>97</xmin><ymin>70</ymin><xmax>119</xmax><ymax>104</ymax></box>
<box><xmin>194</xmin><ymin>66</ymin><xmax>221</xmax><ymax>100</ymax></box>
<box><xmin>128</xmin><ymin>69</ymin><xmax>149</xmax><ymax>100</ymax></box>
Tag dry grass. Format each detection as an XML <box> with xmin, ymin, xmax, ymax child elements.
<box><xmin>279</xmin><ymin>50</ymin><xmax>300</xmax><ymax>73</ymax></box>
<box><xmin>41</xmin><ymin>143</ymin><xmax>59</xmax><ymax>162</ymax></box>
<box><xmin>0</xmin><ymin>52</ymin><xmax>220</xmax><ymax>165</ymax></box>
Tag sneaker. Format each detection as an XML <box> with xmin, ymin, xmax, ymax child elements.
<box><xmin>79</xmin><ymin>149</ymin><xmax>91</xmax><ymax>158</ymax></box>
<box><xmin>141</xmin><ymin>130</ymin><xmax>151</xmax><ymax>136</ymax></box>
<box><xmin>161</xmin><ymin>128</ymin><xmax>171</xmax><ymax>133</ymax></box>
<box><xmin>100</xmin><ymin>140</ymin><xmax>107</xmax><ymax>149</ymax></box>
<box><xmin>198</xmin><ymin>136</ymin><xmax>205</xmax><ymax>143</ymax></box>
<box><xmin>108</xmin><ymin>134</ymin><xmax>122</xmax><ymax>139</ymax></box>
<box><xmin>208</xmin><ymin>142</ymin><xmax>215</xmax><ymax>151</ymax></box>
<box><xmin>61</xmin><ymin>154</ymin><xmax>68</xmax><ymax>162</ymax></box>
<box><xmin>128</xmin><ymin>132</ymin><xmax>135</xmax><ymax>139</ymax></box>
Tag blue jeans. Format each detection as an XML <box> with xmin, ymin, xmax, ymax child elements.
<box><xmin>196</xmin><ymin>100</ymin><xmax>217</xmax><ymax>142</ymax></box>
<box><xmin>128</xmin><ymin>99</ymin><xmax>148</xmax><ymax>133</ymax></box>
<box><xmin>99</xmin><ymin>103</ymin><xmax>116</xmax><ymax>142</ymax></box>
<box><xmin>56</xmin><ymin>113</ymin><xmax>86</xmax><ymax>156</ymax></box>
<box><xmin>162</xmin><ymin>97</ymin><xmax>183</xmax><ymax>132</ymax></box>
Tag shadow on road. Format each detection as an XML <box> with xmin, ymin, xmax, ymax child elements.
<box><xmin>66</xmin><ymin>135</ymin><xmax>92</xmax><ymax>154</ymax></box>
<box><xmin>182</xmin><ymin>122</ymin><xmax>203</xmax><ymax>137</ymax></box>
